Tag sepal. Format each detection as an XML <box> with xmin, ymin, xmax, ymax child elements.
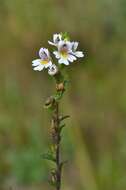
<box><xmin>61</xmin><ymin>32</ymin><xmax>70</xmax><ymax>41</ymax></box>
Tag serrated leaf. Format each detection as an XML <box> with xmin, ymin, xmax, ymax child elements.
<box><xmin>60</xmin><ymin>160</ymin><xmax>68</xmax><ymax>170</ymax></box>
<box><xmin>59</xmin><ymin>124</ymin><xmax>66</xmax><ymax>133</ymax></box>
<box><xmin>41</xmin><ymin>153</ymin><xmax>56</xmax><ymax>163</ymax></box>
<box><xmin>64</xmin><ymin>79</ymin><xmax>70</xmax><ymax>87</ymax></box>
<box><xmin>48</xmin><ymin>180</ymin><xmax>57</xmax><ymax>187</ymax></box>
<box><xmin>44</xmin><ymin>103</ymin><xmax>53</xmax><ymax>110</ymax></box>
<box><xmin>44</xmin><ymin>96</ymin><xmax>55</xmax><ymax>110</ymax></box>
<box><xmin>59</xmin><ymin>115</ymin><xmax>70</xmax><ymax>122</ymax></box>
<box><xmin>54</xmin><ymin>91</ymin><xmax>64</xmax><ymax>101</ymax></box>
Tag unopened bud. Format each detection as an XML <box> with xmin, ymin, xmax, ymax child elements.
<box><xmin>56</xmin><ymin>83</ymin><xmax>65</xmax><ymax>91</ymax></box>
<box><xmin>48</xmin><ymin>64</ymin><xmax>58</xmax><ymax>76</ymax></box>
<box><xmin>45</xmin><ymin>96</ymin><xmax>55</xmax><ymax>107</ymax></box>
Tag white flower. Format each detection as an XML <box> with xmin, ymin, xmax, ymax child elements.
<box><xmin>53</xmin><ymin>40</ymin><xmax>77</xmax><ymax>65</ymax></box>
<box><xmin>71</xmin><ymin>42</ymin><xmax>84</xmax><ymax>58</ymax></box>
<box><xmin>48</xmin><ymin>64</ymin><xmax>58</xmax><ymax>76</ymax></box>
<box><xmin>32</xmin><ymin>48</ymin><xmax>52</xmax><ymax>71</ymax></box>
<box><xmin>48</xmin><ymin>33</ymin><xmax>62</xmax><ymax>46</ymax></box>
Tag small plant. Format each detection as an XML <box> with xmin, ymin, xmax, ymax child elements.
<box><xmin>32</xmin><ymin>33</ymin><xmax>84</xmax><ymax>190</ymax></box>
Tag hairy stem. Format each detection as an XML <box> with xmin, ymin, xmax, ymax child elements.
<box><xmin>55</xmin><ymin>102</ymin><xmax>61</xmax><ymax>190</ymax></box>
<box><xmin>52</xmin><ymin>101</ymin><xmax>61</xmax><ymax>190</ymax></box>
<box><xmin>49</xmin><ymin>72</ymin><xmax>65</xmax><ymax>190</ymax></box>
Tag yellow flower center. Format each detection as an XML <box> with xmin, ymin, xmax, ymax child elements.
<box><xmin>60</xmin><ymin>50</ymin><xmax>68</xmax><ymax>58</ymax></box>
<box><xmin>40</xmin><ymin>60</ymin><xmax>48</xmax><ymax>64</ymax></box>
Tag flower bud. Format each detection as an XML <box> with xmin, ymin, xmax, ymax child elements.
<box><xmin>45</xmin><ymin>96</ymin><xmax>55</xmax><ymax>107</ymax></box>
<box><xmin>48</xmin><ymin>64</ymin><xmax>58</xmax><ymax>76</ymax></box>
<box><xmin>56</xmin><ymin>83</ymin><xmax>65</xmax><ymax>91</ymax></box>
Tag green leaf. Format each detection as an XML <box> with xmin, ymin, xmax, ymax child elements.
<box><xmin>59</xmin><ymin>124</ymin><xmax>66</xmax><ymax>133</ymax></box>
<box><xmin>54</xmin><ymin>71</ymin><xmax>64</xmax><ymax>83</ymax></box>
<box><xmin>64</xmin><ymin>79</ymin><xmax>70</xmax><ymax>88</ymax></box>
<box><xmin>44</xmin><ymin>96</ymin><xmax>55</xmax><ymax>110</ymax></box>
<box><xmin>60</xmin><ymin>160</ymin><xmax>68</xmax><ymax>170</ymax></box>
<box><xmin>48</xmin><ymin>180</ymin><xmax>57</xmax><ymax>187</ymax></box>
<box><xmin>54</xmin><ymin>91</ymin><xmax>64</xmax><ymax>101</ymax></box>
<box><xmin>41</xmin><ymin>153</ymin><xmax>56</xmax><ymax>163</ymax></box>
<box><xmin>59</xmin><ymin>115</ymin><xmax>70</xmax><ymax>122</ymax></box>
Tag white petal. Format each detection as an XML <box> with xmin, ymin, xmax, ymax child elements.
<box><xmin>33</xmin><ymin>65</ymin><xmax>44</xmax><ymax>71</ymax></box>
<box><xmin>58</xmin><ymin>58</ymin><xmax>69</xmax><ymax>65</ymax></box>
<box><xmin>72</xmin><ymin>42</ymin><xmax>78</xmax><ymax>51</ymax></box>
<box><xmin>66</xmin><ymin>41</ymin><xmax>72</xmax><ymax>51</ymax></box>
<box><xmin>68</xmin><ymin>54</ymin><xmax>77</xmax><ymax>62</ymax></box>
<box><xmin>53</xmin><ymin>33</ymin><xmax>62</xmax><ymax>42</ymax></box>
<box><xmin>63</xmin><ymin>59</ymin><xmax>69</xmax><ymax>65</ymax></box>
<box><xmin>32</xmin><ymin>59</ymin><xmax>41</xmax><ymax>66</ymax></box>
<box><xmin>44</xmin><ymin>61</ymin><xmax>52</xmax><ymax>68</ymax></box>
<box><xmin>53</xmin><ymin>51</ymin><xmax>61</xmax><ymax>59</ymax></box>
<box><xmin>74</xmin><ymin>42</ymin><xmax>79</xmax><ymax>49</ymax></box>
<box><xmin>53</xmin><ymin>34</ymin><xmax>58</xmax><ymax>42</ymax></box>
<box><xmin>48</xmin><ymin>41</ymin><xmax>56</xmax><ymax>46</ymax></box>
<box><xmin>75</xmin><ymin>51</ymin><xmax>84</xmax><ymax>58</ymax></box>
<box><xmin>58</xmin><ymin>58</ymin><xmax>63</xmax><ymax>64</ymax></box>
<box><xmin>58</xmin><ymin>40</ymin><xmax>65</xmax><ymax>50</ymax></box>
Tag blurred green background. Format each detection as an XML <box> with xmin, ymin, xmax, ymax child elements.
<box><xmin>0</xmin><ymin>0</ymin><xmax>126</xmax><ymax>189</ymax></box>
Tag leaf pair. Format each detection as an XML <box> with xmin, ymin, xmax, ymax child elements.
<box><xmin>41</xmin><ymin>152</ymin><xmax>56</xmax><ymax>163</ymax></box>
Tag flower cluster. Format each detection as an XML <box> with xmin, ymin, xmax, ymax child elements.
<box><xmin>32</xmin><ymin>33</ymin><xmax>84</xmax><ymax>75</ymax></box>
